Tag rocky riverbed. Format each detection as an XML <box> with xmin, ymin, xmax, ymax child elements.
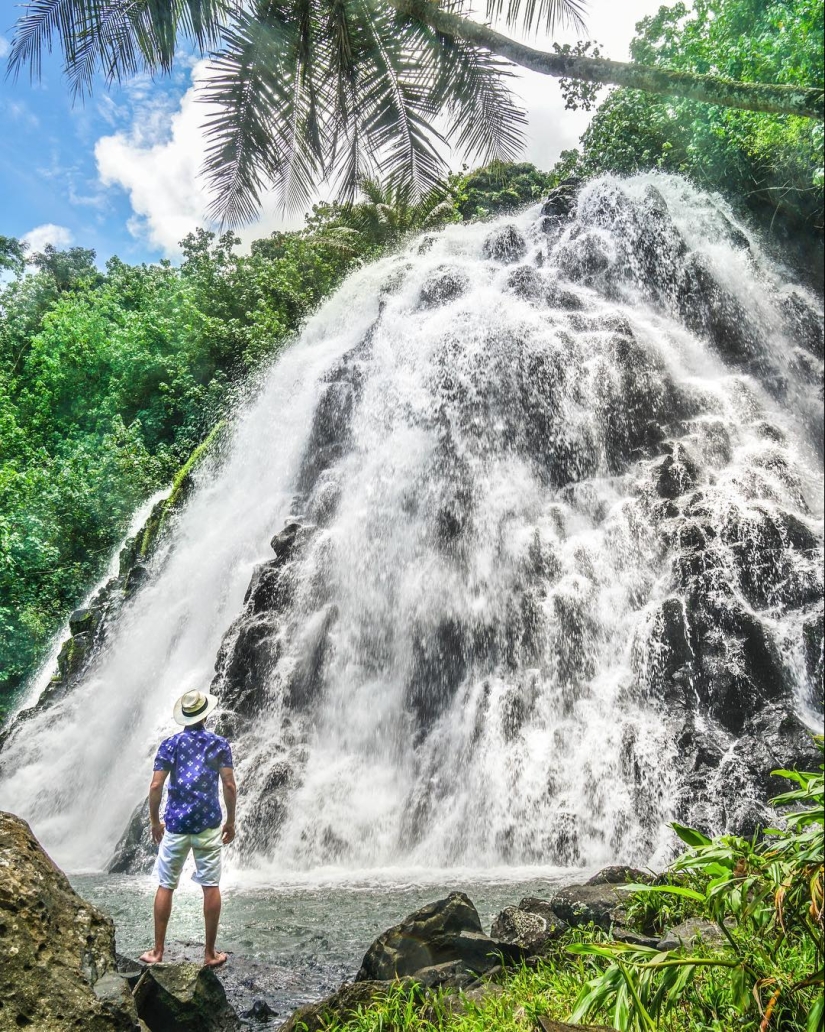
<box><xmin>4</xmin><ymin>809</ymin><xmax>698</xmax><ymax>1031</ymax></box>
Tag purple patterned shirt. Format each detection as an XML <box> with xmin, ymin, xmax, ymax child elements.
<box><xmin>153</xmin><ymin>727</ymin><xmax>233</xmax><ymax>834</ymax></box>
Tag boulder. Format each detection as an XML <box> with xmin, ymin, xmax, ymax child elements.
<box><xmin>419</xmin><ymin>266</ymin><xmax>470</xmax><ymax>308</ymax></box>
<box><xmin>0</xmin><ymin>811</ymin><xmax>139</xmax><ymax>1031</ymax></box>
<box><xmin>132</xmin><ymin>963</ymin><xmax>241</xmax><ymax>1032</ymax></box>
<box><xmin>280</xmin><ymin>981</ymin><xmax>395</xmax><ymax>1032</ymax></box>
<box><xmin>483</xmin><ymin>225</ymin><xmax>528</xmax><ymax>264</ymax></box>
<box><xmin>270</xmin><ymin>521</ymin><xmax>303</xmax><ymax>560</ymax></box>
<box><xmin>355</xmin><ymin>892</ymin><xmax>525</xmax><ymax>982</ymax></box>
<box><xmin>506</xmin><ymin>265</ymin><xmax>544</xmax><ymax>300</ymax></box>
<box><xmin>107</xmin><ymin>798</ymin><xmax>155</xmax><ymax>874</ymax></box>
<box><xmin>241</xmin><ymin>998</ymin><xmax>277</xmax><ymax>1022</ymax></box>
<box><xmin>549</xmin><ymin>882</ymin><xmax>628</xmax><ymax>931</ymax></box>
<box><xmin>491</xmin><ymin>899</ymin><xmax>568</xmax><ymax>954</ymax></box>
<box><xmin>586</xmin><ymin>866</ymin><xmax>653</xmax><ymax>886</ymax></box>
<box><xmin>541</xmin><ymin>179</ymin><xmax>580</xmax><ymax>223</ymax></box>
<box><xmin>656</xmin><ymin>917</ymin><xmax>730</xmax><ymax>952</ymax></box>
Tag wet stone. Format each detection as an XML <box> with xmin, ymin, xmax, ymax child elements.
<box><xmin>483</xmin><ymin>224</ymin><xmax>528</xmax><ymax>264</ymax></box>
<box><xmin>419</xmin><ymin>265</ymin><xmax>470</xmax><ymax>307</ymax></box>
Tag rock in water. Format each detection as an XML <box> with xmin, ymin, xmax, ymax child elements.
<box><xmin>0</xmin><ymin>811</ymin><xmax>139</xmax><ymax>1031</ymax></box>
<box><xmin>133</xmin><ymin>963</ymin><xmax>241</xmax><ymax>1032</ymax></box>
<box><xmin>483</xmin><ymin>224</ymin><xmax>528</xmax><ymax>263</ymax></box>
<box><xmin>355</xmin><ymin>892</ymin><xmax>524</xmax><ymax>982</ymax></box>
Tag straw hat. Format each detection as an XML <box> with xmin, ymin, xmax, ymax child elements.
<box><xmin>173</xmin><ymin>690</ymin><xmax>219</xmax><ymax>726</ymax></box>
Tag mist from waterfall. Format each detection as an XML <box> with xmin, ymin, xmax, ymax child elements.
<box><xmin>1</xmin><ymin>174</ymin><xmax>822</xmax><ymax>877</ymax></box>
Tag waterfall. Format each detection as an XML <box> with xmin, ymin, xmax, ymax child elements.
<box><xmin>1</xmin><ymin>174</ymin><xmax>822</xmax><ymax>876</ymax></box>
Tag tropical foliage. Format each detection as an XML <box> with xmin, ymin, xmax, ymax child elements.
<box><xmin>0</xmin><ymin>225</ymin><xmax>360</xmax><ymax>714</ymax></box>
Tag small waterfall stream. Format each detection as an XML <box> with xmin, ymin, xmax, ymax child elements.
<box><xmin>1</xmin><ymin>174</ymin><xmax>822</xmax><ymax>877</ymax></box>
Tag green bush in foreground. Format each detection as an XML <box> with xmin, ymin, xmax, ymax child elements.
<box><xmin>322</xmin><ymin>754</ymin><xmax>824</xmax><ymax>1031</ymax></box>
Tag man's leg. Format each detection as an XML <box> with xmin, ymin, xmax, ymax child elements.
<box><xmin>141</xmin><ymin>831</ymin><xmax>187</xmax><ymax>963</ymax></box>
<box><xmin>140</xmin><ymin>886</ymin><xmax>174</xmax><ymax>963</ymax></box>
<box><xmin>202</xmin><ymin>886</ymin><xmax>226</xmax><ymax>966</ymax></box>
<box><xmin>193</xmin><ymin>826</ymin><xmax>226</xmax><ymax>967</ymax></box>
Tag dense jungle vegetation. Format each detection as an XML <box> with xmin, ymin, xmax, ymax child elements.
<box><xmin>1</xmin><ymin>0</ymin><xmax>822</xmax><ymax>716</ymax></box>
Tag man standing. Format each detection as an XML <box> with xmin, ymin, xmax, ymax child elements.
<box><xmin>140</xmin><ymin>690</ymin><xmax>237</xmax><ymax>968</ymax></box>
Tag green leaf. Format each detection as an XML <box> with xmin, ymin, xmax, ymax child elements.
<box><xmin>807</xmin><ymin>995</ymin><xmax>824</xmax><ymax>1032</ymax></box>
<box><xmin>670</xmin><ymin>821</ymin><xmax>712</xmax><ymax>847</ymax></box>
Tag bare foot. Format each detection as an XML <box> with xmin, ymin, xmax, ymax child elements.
<box><xmin>203</xmin><ymin>951</ymin><xmax>228</xmax><ymax>968</ymax></box>
<box><xmin>139</xmin><ymin>948</ymin><xmax>164</xmax><ymax>964</ymax></box>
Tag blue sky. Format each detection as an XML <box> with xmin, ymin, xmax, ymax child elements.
<box><xmin>0</xmin><ymin>0</ymin><xmax>662</xmax><ymax>266</ymax></box>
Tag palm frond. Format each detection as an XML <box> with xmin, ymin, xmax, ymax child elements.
<box><xmin>484</xmin><ymin>0</ymin><xmax>588</xmax><ymax>36</ymax></box>
<box><xmin>7</xmin><ymin>0</ymin><xmax>230</xmax><ymax>95</ymax></box>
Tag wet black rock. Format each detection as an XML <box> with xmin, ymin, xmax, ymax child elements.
<box><xmin>506</xmin><ymin>264</ymin><xmax>544</xmax><ymax>300</ymax></box>
<box><xmin>802</xmin><ymin>608</ymin><xmax>824</xmax><ymax>710</ymax></box>
<box><xmin>355</xmin><ymin>892</ymin><xmax>525</xmax><ymax>982</ymax></box>
<box><xmin>586</xmin><ymin>866</ymin><xmax>653</xmax><ymax>886</ymax></box>
<box><xmin>546</xmin><ymin>282</ymin><xmax>585</xmax><ymax>310</ymax></box>
<box><xmin>241</xmin><ymin>998</ymin><xmax>277</xmax><ymax>1022</ymax></box>
<box><xmin>133</xmin><ymin>963</ymin><xmax>242</xmax><ymax>1031</ymax></box>
<box><xmin>777</xmin><ymin>288</ymin><xmax>824</xmax><ymax>360</ymax></box>
<box><xmin>677</xmin><ymin>252</ymin><xmax>760</xmax><ymax>366</ymax></box>
<box><xmin>406</xmin><ymin>617</ymin><xmax>467</xmax><ymax>727</ymax></box>
<box><xmin>653</xmin><ymin>446</ymin><xmax>698</xmax><ymax>500</ymax></box>
<box><xmin>483</xmin><ymin>224</ymin><xmax>528</xmax><ymax>264</ymax></box>
<box><xmin>541</xmin><ymin>179</ymin><xmax>580</xmax><ymax>222</ymax></box>
<box><xmin>107</xmin><ymin>798</ymin><xmax>154</xmax><ymax>874</ymax></box>
<box><xmin>555</xmin><ymin>231</ymin><xmax>611</xmax><ymax>283</ymax></box>
<box><xmin>419</xmin><ymin>265</ymin><xmax>470</xmax><ymax>307</ymax></box>
<box><xmin>271</xmin><ymin>521</ymin><xmax>303</xmax><ymax>559</ymax></box>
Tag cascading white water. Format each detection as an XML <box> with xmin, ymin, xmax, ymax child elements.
<box><xmin>1</xmin><ymin>174</ymin><xmax>822</xmax><ymax>876</ymax></box>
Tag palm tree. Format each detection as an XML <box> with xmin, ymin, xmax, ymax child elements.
<box><xmin>343</xmin><ymin>178</ymin><xmax>457</xmax><ymax>244</ymax></box>
<box><xmin>7</xmin><ymin>0</ymin><xmax>823</xmax><ymax>225</ymax></box>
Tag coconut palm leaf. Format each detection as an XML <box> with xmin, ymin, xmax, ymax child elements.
<box><xmin>7</xmin><ymin>0</ymin><xmax>588</xmax><ymax>221</ymax></box>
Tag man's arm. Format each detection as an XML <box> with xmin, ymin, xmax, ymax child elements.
<box><xmin>219</xmin><ymin>767</ymin><xmax>236</xmax><ymax>845</ymax></box>
<box><xmin>148</xmin><ymin>769</ymin><xmax>169</xmax><ymax>845</ymax></box>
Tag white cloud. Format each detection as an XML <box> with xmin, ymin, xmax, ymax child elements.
<box><xmin>95</xmin><ymin>0</ymin><xmax>663</xmax><ymax>257</ymax></box>
<box><xmin>0</xmin><ymin>36</ymin><xmax>10</xmax><ymax>58</ymax></box>
<box><xmin>22</xmin><ymin>223</ymin><xmax>74</xmax><ymax>253</ymax></box>
<box><xmin>95</xmin><ymin>62</ymin><xmax>298</xmax><ymax>257</ymax></box>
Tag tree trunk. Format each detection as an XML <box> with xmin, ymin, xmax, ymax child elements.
<box><xmin>390</xmin><ymin>0</ymin><xmax>824</xmax><ymax>120</ymax></box>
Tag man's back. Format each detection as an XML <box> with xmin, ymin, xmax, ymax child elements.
<box><xmin>154</xmin><ymin>726</ymin><xmax>233</xmax><ymax>835</ymax></box>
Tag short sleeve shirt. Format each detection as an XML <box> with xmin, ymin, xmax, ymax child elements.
<box><xmin>153</xmin><ymin>727</ymin><xmax>233</xmax><ymax>834</ymax></box>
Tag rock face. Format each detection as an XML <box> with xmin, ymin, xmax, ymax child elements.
<box><xmin>0</xmin><ymin>811</ymin><xmax>139</xmax><ymax>1031</ymax></box>
<box><xmin>355</xmin><ymin>892</ymin><xmax>524</xmax><ymax>982</ymax></box>
<box><xmin>132</xmin><ymin>964</ymin><xmax>241</xmax><ymax>1032</ymax></box>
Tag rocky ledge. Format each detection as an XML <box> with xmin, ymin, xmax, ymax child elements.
<box><xmin>0</xmin><ymin>811</ymin><xmax>240</xmax><ymax>1032</ymax></box>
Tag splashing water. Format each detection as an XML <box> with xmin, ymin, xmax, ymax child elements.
<box><xmin>1</xmin><ymin>175</ymin><xmax>822</xmax><ymax>878</ymax></box>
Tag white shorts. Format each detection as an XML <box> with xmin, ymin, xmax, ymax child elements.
<box><xmin>155</xmin><ymin>826</ymin><xmax>223</xmax><ymax>889</ymax></box>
